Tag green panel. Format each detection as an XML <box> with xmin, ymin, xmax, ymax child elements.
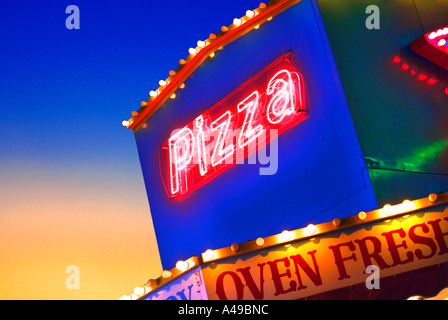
<box><xmin>317</xmin><ymin>0</ymin><xmax>448</xmax><ymax>206</ymax></box>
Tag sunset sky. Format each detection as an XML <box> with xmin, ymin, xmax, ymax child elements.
<box><xmin>0</xmin><ymin>0</ymin><xmax>261</xmax><ymax>299</ymax></box>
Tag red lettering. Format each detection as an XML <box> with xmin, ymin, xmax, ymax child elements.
<box><xmin>328</xmin><ymin>241</ymin><xmax>357</xmax><ymax>280</ymax></box>
<box><xmin>236</xmin><ymin>263</ymin><xmax>266</xmax><ymax>300</ymax></box>
<box><xmin>266</xmin><ymin>257</ymin><xmax>296</xmax><ymax>296</ymax></box>
<box><xmin>215</xmin><ymin>271</ymin><xmax>244</xmax><ymax>300</ymax></box>
<box><xmin>354</xmin><ymin>236</ymin><xmax>390</xmax><ymax>270</ymax></box>
<box><xmin>427</xmin><ymin>218</ymin><xmax>448</xmax><ymax>255</ymax></box>
<box><xmin>289</xmin><ymin>250</ymin><xmax>322</xmax><ymax>290</ymax></box>
<box><xmin>381</xmin><ymin>228</ymin><xmax>414</xmax><ymax>267</ymax></box>
<box><xmin>408</xmin><ymin>222</ymin><xmax>437</xmax><ymax>260</ymax></box>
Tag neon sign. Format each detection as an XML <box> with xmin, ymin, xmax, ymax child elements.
<box><xmin>410</xmin><ymin>26</ymin><xmax>448</xmax><ymax>71</ymax></box>
<box><xmin>160</xmin><ymin>53</ymin><xmax>308</xmax><ymax>201</ymax></box>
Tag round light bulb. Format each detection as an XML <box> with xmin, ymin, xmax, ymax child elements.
<box><xmin>122</xmin><ymin>120</ymin><xmax>130</xmax><ymax>127</ymax></box>
<box><xmin>188</xmin><ymin>47</ymin><xmax>197</xmax><ymax>55</ymax></box>
<box><xmin>176</xmin><ymin>260</ymin><xmax>189</xmax><ymax>272</ymax></box>
<box><xmin>382</xmin><ymin>204</ymin><xmax>394</xmax><ymax>216</ymax></box>
<box><xmin>256</xmin><ymin>237</ymin><xmax>264</xmax><ymax>246</ymax></box>
<box><xmin>279</xmin><ymin>230</ymin><xmax>292</xmax><ymax>242</ymax></box>
<box><xmin>306</xmin><ymin>224</ymin><xmax>316</xmax><ymax>235</ymax></box>
<box><xmin>204</xmin><ymin>249</ymin><xmax>215</xmax><ymax>261</ymax></box>
<box><xmin>233</xmin><ymin>18</ymin><xmax>242</xmax><ymax>26</ymax></box>
<box><xmin>429</xmin><ymin>193</ymin><xmax>438</xmax><ymax>203</ymax></box>
<box><xmin>133</xmin><ymin>286</ymin><xmax>145</xmax><ymax>295</ymax></box>
<box><xmin>161</xmin><ymin>270</ymin><xmax>172</xmax><ymax>279</ymax></box>
<box><xmin>246</xmin><ymin>10</ymin><xmax>255</xmax><ymax>17</ymax></box>
<box><xmin>332</xmin><ymin>218</ymin><xmax>341</xmax><ymax>227</ymax></box>
<box><xmin>401</xmin><ymin>200</ymin><xmax>412</xmax><ymax>211</ymax></box>
<box><xmin>149</xmin><ymin>90</ymin><xmax>158</xmax><ymax>97</ymax></box>
<box><xmin>159</xmin><ymin>80</ymin><xmax>167</xmax><ymax>86</ymax></box>
<box><xmin>358</xmin><ymin>211</ymin><xmax>367</xmax><ymax>220</ymax></box>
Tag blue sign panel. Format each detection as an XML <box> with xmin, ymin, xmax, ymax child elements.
<box><xmin>134</xmin><ymin>0</ymin><xmax>377</xmax><ymax>268</ymax></box>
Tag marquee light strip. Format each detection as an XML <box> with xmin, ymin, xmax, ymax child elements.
<box><xmin>119</xmin><ymin>192</ymin><xmax>448</xmax><ymax>300</ymax></box>
<box><xmin>124</xmin><ymin>0</ymin><xmax>301</xmax><ymax>132</ymax></box>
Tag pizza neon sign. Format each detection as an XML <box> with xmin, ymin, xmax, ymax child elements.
<box><xmin>160</xmin><ymin>53</ymin><xmax>308</xmax><ymax>201</ymax></box>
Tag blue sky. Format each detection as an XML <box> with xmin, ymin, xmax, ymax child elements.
<box><xmin>0</xmin><ymin>0</ymin><xmax>263</xmax><ymax>299</ymax></box>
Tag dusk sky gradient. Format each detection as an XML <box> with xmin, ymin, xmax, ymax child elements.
<box><xmin>0</xmin><ymin>0</ymin><xmax>262</xmax><ymax>299</ymax></box>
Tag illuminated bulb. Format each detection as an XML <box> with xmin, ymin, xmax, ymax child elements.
<box><xmin>267</xmin><ymin>16</ymin><xmax>272</xmax><ymax>21</ymax></box>
<box><xmin>161</xmin><ymin>270</ymin><xmax>172</xmax><ymax>279</ymax></box>
<box><xmin>233</xmin><ymin>18</ymin><xmax>242</xmax><ymax>26</ymax></box>
<box><xmin>209</xmin><ymin>52</ymin><xmax>215</xmax><ymax>58</ymax></box>
<box><xmin>393</xmin><ymin>56</ymin><xmax>400</xmax><ymax>63</ymax></box>
<box><xmin>401</xmin><ymin>200</ymin><xmax>412</xmax><ymax>211</ymax></box>
<box><xmin>179</xmin><ymin>59</ymin><xmax>186</xmax><ymax>65</ymax></box>
<box><xmin>149</xmin><ymin>90</ymin><xmax>158</xmax><ymax>97</ymax></box>
<box><xmin>246</xmin><ymin>10</ymin><xmax>255</xmax><ymax>17</ymax></box>
<box><xmin>429</xmin><ymin>193</ymin><xmax>438</xmax><ymax>203</ymax></box>
<box><xmin>417</xmin><ymin>74</ymin><xmax>427</xmax><ymax>81</ymax></box>
<box><xmin>279</xmin><ymin>230</ymin><xmax>292</xmax><ymax>242</ymax></box>
<box><xmin>204</xmin><ymin>249</ymin><xmax>215</xmax><ymax>261</ymax></box>
<box><xmin>254</xmin><ymin>25</ymin><xmax>260</xmax><ymax>29</ymax></box>
<box><xmin>169</xmin><ymin>70</ymin><xmax>176</xmax><ymax>76</ymax></box>
<box><xmin>209</xmin><ymin>33</ymin><xmax>217</xmax><ymax>40</ymax></box>
<box><xmin>332</xmin><ymin>218</ymin><xmax>341</xmax><ymax>227</ymax></box>
<box><xmin>382</xmin><ymin>204</ymin><xmax>395</xmax><ymax>216</ymax></box>
<box><xmin>428</xmin><ymin>32</ymin><xmax>437</xmax><ymax>40</ymax></box>
<box><xmin>256</xmin><ymin>237</ymin><xmax>264</xmax><ymax>246</ymax></box>
<box><xmin>197</xmin><ymin>40</ymin><xmax>205</xmax><ymax>47</ymax></box>
<box><xmin>170</xmin><ymin>93</ymin><xmax>176</xmax><ymax>99</ymax></box>
<box><xmin>133</xmin><ymin>286</ymin><xmax>146</xmax><ymax>296</ymax></box>
<box><xmin>122</xmin><ymin>120</ymin><xmax>130</xmax><ymax>127</ymax></box>
<box><xmin>189</xmin><ymin>48</ymin><xmax>197</xmax><ymax>55</ymax></box>
<box><xmin>221</xmin><ymin>26</ymin><xmax>228</xmax><ymax>32</ymax></box>
<box><xmin>305</xmin><ymin>224</ymin><xmax>316</xmax><ymax>235</ymax></box>
<box><xmin>131</xmin><ymin>111</ymin><xmax>139</xmax><ymax>117</ymax></box>
<box><xmin>176</xmin><ymin>260</ymin><xmax>189</xmax><ymax>272</ymax></box>
<box><xmin>140</xmin><ymin>101</ymin><xmax>148</xmax><ymax>107</ymax></box>
<box><xmin>130</xmin><ymin>294</ymin><xmax>139</xmax><ymax>300</ymax></box>
<box><xmin>180</xmin><ymin>83</ymin><xmax>185</xmax><ymax>89</ymax></box>
<box><xmin>119</xmin><ymin>294</ymin><xmax>132</xmax><ymax>300</ymax></box>
<box><xmin>437</xmin><ymin>39</ymin><xmax>446</xmax><ymax>47</ymax></box>
<box><xmin>358</xmin><ymin>211</ymin><xmax>367</xmax><ymax>220</ymax></box>
<box><xmin>159</xmin><ymin>80</ymin><xmax>167</xmax><ymax>86</ymax></box>
<box><xmin>259</xmin><ymin>3</ymin><xmax>267</xmax><ymax>9</ymax></box>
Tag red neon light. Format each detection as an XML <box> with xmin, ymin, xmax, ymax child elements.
<box><xmin>410</xmin><ymin>26</ymin><xmax>448</xmax><ymax>71</ymax></box>
<box><xmin>392</xmin><ymin>56</ymin><xmax>440</xmax><ymax>87</ymax></box>
<box><xmin>160</xmin><ymin>53</ymin><xmax>308</xmax><ymax>201</ymax></box>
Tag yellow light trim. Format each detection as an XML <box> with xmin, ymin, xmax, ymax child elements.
<box><xmin>125</xmin><ymin>195</ymin><xmax>448</xmax><ymax>300</ymax></box>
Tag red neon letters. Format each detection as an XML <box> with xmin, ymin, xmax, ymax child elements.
<box><xmin>160</xmin><ymin>53</ymin><xmax>308</xmax><ymax>201</ymax></box>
